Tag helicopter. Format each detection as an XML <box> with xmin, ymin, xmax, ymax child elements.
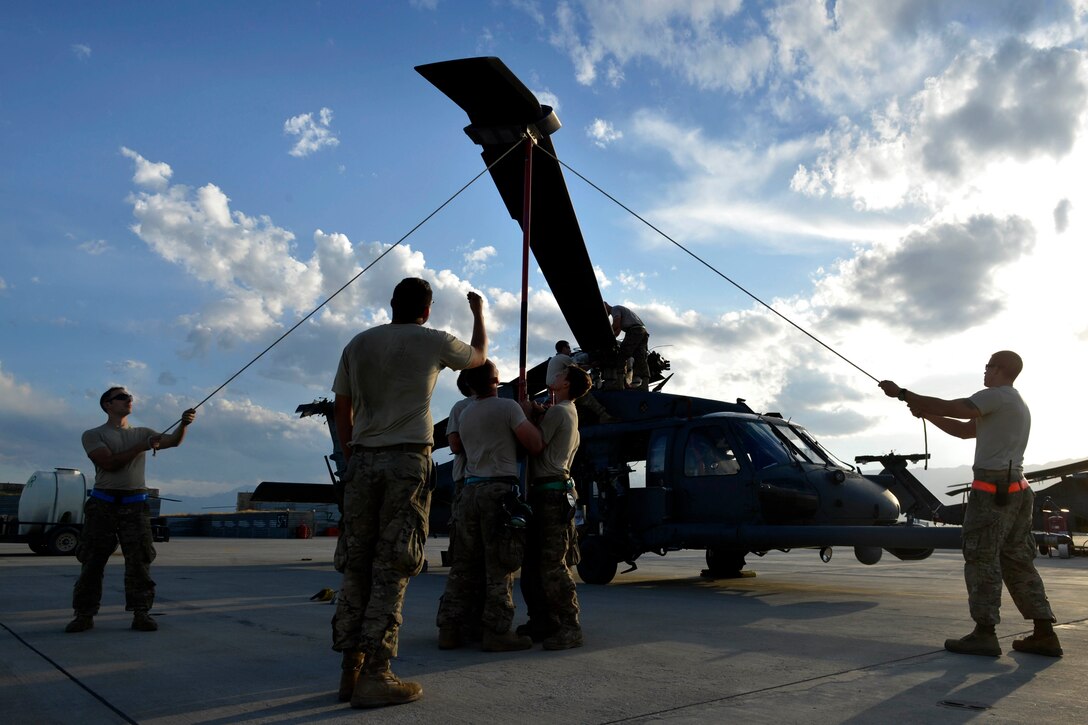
<box><xmin>259</xmin><ymin>57</ymin><xmax>1070</xmax><ymax>582</ymax></box>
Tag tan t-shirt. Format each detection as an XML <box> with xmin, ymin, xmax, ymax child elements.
<box><xmin>332</xmin><ymin>323</ymin><xmax>474</xmax><ymax>447</ymax></box>
<box><xmin>529</xmin><ymin>400</ymin><xmax>580</xmax><ymax>480</ymax></box>
<box><xmin>459</xmin><ymin>396</ymin><xmax>527</xmax><ymax>479</ymax></box>
<box><xmin>447</xmin><ymin>396</ymin><xmax>474</xmax><ymax>481</ymax></box>
<box><xmin>81</xmin><ymin>423</ymin><xmax>157</xmax><ymax>490</ymax></box>
<box><xmin>969</xmin><ymin>385</ymin><xmax>1031</xmax><ymax>470</ymax></box>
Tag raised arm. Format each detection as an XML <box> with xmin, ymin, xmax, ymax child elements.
<box><xmin>152</xmin><ymin>408</ymin><xmax>197</xmax><ymax>451</ymax></box>
<box><xmin>466</xmin><ymin>291</ymin><xmax>488</xmax><ymax>368</ymax></box>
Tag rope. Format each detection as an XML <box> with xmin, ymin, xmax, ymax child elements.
<box><xmin>158</xmin><ymin>138</ymin><xmax>525</xmax><ymax>434</ymax></box>
<box><xmin>537</xmin><ymin>145</ymin><xmax>880</xmax><ymax>384</ymax></box>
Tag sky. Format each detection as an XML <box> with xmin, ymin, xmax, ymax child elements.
<box><xmin>3</xmin><ymin>1</ymin><xmax>1088</xmax><ymax>512</ymax></box>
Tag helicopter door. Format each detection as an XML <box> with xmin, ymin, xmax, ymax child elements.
<box><xmin>730</xmin><ymin>419</ymin><xmax>820</xmax><ymax>523</ymax></box>
<box><xmin>675</xmin><ymin>424</ymin><xmax>752</xmax><ymax>524</ymax></box>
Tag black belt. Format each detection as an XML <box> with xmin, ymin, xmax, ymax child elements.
<box><xmin>90</xmin><ymin>489</ymin><xmax>149</xmax><ymax>504</ymax></box>
<box><xmin>358</xmin><ymin>443</ymin><xmax>431</xmax><ymax>455</ymax></box>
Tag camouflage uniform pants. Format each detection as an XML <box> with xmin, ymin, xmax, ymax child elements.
<box><xmin>332</xmin><ymin>450</ymin><xmax>432</xmax><ymax>660</ymax></box>
<box><xmin>619</xmin><ymin>326</ymin><xmax>649</xmax><ymax>389</ymax></box>
<box><xmin>436</xmin><ymin>481</ymin><xmax>519</xmax><ymax>634</ymax></box>
<box><xmin>520</xmin><ymin>488</ymin><xmax>580</xmax><ymax>631</ymax></box>
<box><xmin>72</xmin><ymin>495</ymin><xmax>156</xmax><ymax>614</ymax></box>
<box><xmin>962</xmin><ymin>485</ymin><xmax>1055</xmax><ymax>626</ymax></box>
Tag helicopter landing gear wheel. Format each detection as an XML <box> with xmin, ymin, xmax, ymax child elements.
<box><xmin>703</xmin><ymin>548</ymin><xmax>748</xmax><ymax>578</ymax></box>
<box><xmin>576</xmin><ymin>536</ymin><xmax>617</xmax><ymax>585</ymax></box>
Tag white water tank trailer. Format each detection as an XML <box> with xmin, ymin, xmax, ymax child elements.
<box><xmin>14</xmin><ymin>468</ymin><xmax>88</xmax><ymax>554</ymax></box>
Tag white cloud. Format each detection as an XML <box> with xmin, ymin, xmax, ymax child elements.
<box><xmin>462</xmin><ymin>245</ymin><xmax>497</xmax><ymax>277</ymax></box>
<box><xmin>284</xmin><ymin>107</ymin><xmax>340</xmax><ymax>157</ymax></box>
<box><xmin>106</xmin><ymin>359</ymin><xmax>149</xmax><ymax>375</ymax></box>
<box><xmin>0</xmin><ymin>277</ymin><xmax>6</xmax><ymax>291</ymax></box>
<box><xmin>71</xmin><ymin>43</ymin><xmax>91</xmax><ymax>61</ymax></box>
<box><xmin>534</xmin><ymin>90</ymin><xmax>561</xmax><ymax>112</ymax></box>
<box><xmin>79</xmin><ymin>239</ymin><xmax>111</xmax><ymax>255</ymax></box>
<box><xmin>549</xmin><ymin>0</ymin><xmax>772</xmax><ymax>93</ymax></box>
<box><xmin>120</xmin><ymin>147</ymin><xmax>173</xmax><ymax>189</ymax></box>
<box><xmin>587</xmin><ymin>118</ymin><xmax>622</xmax><ymax>148</ymax></box>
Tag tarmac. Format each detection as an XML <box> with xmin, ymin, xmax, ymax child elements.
<box><xmin>1</xmin><ymin>536</ymin><xmax>1084</xmax><ymax>724</ymax></box>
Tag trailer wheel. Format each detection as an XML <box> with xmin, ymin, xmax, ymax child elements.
<box><xmin>704</xmin><ymin>548</ymin><xmax>747</xmax><ymax>578</ymax></box>
<box><xmin>48</xmin><ymin>526</ymin><xmax>81</xmax><ymax>556</ymax></box>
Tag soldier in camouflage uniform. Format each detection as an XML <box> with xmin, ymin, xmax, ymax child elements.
<box><xmin>518</xmin><ymin>364</ymin><xmax>593</xmax><ymax>650</ymax></box>
<box><xmin>881</xmin><ymin>350</ymin><xmax>1062</xmax><ymax>657</ymax></box>
<box><xmin>66</xmin><ymin>387</ymin><xmax>196</xmax><ymax>634</ymax></box>
<box><xmin>436</xmin><ymin>360</ymin><xmax>543</xmax><ymax>652</ymax></box>
<box><xmin>331</xmin><ymin>279</ymin><xmax>487</xmax><ymax>709</ymax></box>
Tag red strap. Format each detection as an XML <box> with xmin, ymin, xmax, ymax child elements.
<box><xmin>971</xmin><ymin>479</ymin><xmax>1028</xmax><ymax>494</ymax></box>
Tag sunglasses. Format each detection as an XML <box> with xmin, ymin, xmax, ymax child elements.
<box><xmin>108</xmin><ymin>393</ymin><xmax>133</xmax><ymax>403</ymax></box>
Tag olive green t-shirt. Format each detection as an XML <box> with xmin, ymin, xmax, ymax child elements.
<box><xmin>529</xmin><ymin>400</ymin><xmax>579</xmax><ymax>480</ymax></box>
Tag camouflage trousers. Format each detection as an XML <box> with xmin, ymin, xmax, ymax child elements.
<box><xmin>332</xmin><ymin>450</ymin><xmax>432</xmax><ymax>660</ymax></box>
<box><xmin>436</xmin><ymin>481</ymin><xmax>520</xmax><ymax>634</ymax></box>
<box><xmin>962</xmin><ymin>485</ymin><xmax>1055</xmax><ymax>626</ymax></box>
<box><xmin>520</xmin><ymin>487</ymin><xmax>581</xmax><ymax>631</ymax></box>
<box><xmin>72</xmin><ymin>495</ymin><xmax>156</xmax><ymax>614</ymax></box>
<box><xmin>619</xmin><ymin>326</ymin><xmax>649</xmax><ymax>389</ymax></box>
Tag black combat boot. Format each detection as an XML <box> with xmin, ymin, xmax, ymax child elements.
<box><xmin>131</xmin><ymin>610</ymin><xmax>158</xmax><ymax>632</ymax></box>
<box><xmin>64</xmin><ymin>614</ymin><xmax>94</xmax><ymax>633</ymax></box>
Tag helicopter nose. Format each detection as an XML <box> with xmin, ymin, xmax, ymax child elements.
<box><xmin>874</xmin><ymin>487</ymin><xmax>900</xmax><ymax>523</ymax></box>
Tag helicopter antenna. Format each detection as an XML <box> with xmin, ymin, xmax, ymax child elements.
<box><xmin>539</xmin><ymin>146</ymin><xmax>880</xmax><ymax>385</ymax></box>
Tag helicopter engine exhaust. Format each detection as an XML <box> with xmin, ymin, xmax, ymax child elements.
<box><xmin>853</xmin><ymin>546</ymin><xmax>883</xmax><ymax>565</ymax></box>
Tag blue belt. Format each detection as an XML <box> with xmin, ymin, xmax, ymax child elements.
<box><xmin>90</xmin><ymin>489</ymin><xmax>149</xmax><ymax>504</ymax></box>
<box><xmin>464</xmin><ymin>476</ymin><xmax>520</xmax><ymax>486</ymax></box>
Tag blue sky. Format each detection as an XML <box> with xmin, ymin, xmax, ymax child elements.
<box><xmin>3</xmin><ymin>1</ymin><xmax>1087</xmax><ymax>508</ymax></box>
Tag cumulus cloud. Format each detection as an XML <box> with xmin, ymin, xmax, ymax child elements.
<box><xmin>71</xmin><ymin>43</ymin><xmax>91</xmax><ymax>61</ymax></box>
<box><xmin>121</xmin><ymin>150</ymin><xmax>519</xmax><ymax>382</ymax></box>
<box><xmin>284</xmin><ymin>107</ymin><xmax>340</xmax><ymax>157</ymax></box>
<box><xmin>158</xmin><ymin>371</ymin><xmax>178</xmax><ymax>386</ymax></box>
<box><xmin>816</xmin><ymin>215</ymin><xmax>1036</xmax><ymax>335</ymax></box>
<box><xmin>462</xmin><ymin>245</ymin><xmax>497</xmax><ymax>277</ymax></box>
<box><xmin>587</xmin><ymin>118</ymin><xmax>622</xmax><ymax>148</ymax></box>
<box><xmin>0</xmin><ymin>277</ymin><xmax>6</xmax><ymax>291</ymax></box>
<box><xmin>107</xmin><ymin>359</ymin><xmax>149</xmax><ymax>375</ymax></box>
<box><xmin>120</xmin><ymin>147</ymin><xmax>173</xmax><ymax>189</ymax></box>
<box><xmin>790</xmin><ymin>42</ymin><xmax>1088</xmax><ymax>211</ymax></box>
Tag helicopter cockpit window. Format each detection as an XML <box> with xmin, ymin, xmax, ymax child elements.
<box><xmin>780</xmin><ymin>425</ymin><xmax>833</xmax><ymax>465</ymax></box>
<box><xmin>734</xmin><ymin>421</ymin><xmax>793</xmax><ymax>470</ymax></box>
<box><xmin>683</xmin><ymin>426</ymin><xmax>740</xmax><ymax>477</ymax></box>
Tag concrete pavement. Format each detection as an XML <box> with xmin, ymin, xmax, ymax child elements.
<box><xmin>2</xmin><ymin>537</ymin><xmax>1084</xmax><ymax>723</ymax></box>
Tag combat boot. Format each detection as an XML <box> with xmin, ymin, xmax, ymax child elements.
<box><xmin>337</xmin><ymin>650</ymin><xmax>364</xmax><ymax>702</ymax></box>
<box><xmin>438</xmin><ymin>626</ymin><xmax>464</xmax><ymax>650</ymax></box>
<box><xmin>482</xmin><ymin>629</ymin><xmax>533</xmax><ymax>652</ymax></box>
<box><xmin>350</xmin><ymin>659</ymin><xmax>422</xmax><ymax>709</ymax></box>
<box><xmin>944</xmin><ymin>625</ymin><xmax>1000</xmax><ymax>656</ymax></box>
<box><xmin>516</xmin><ymin>619</ymin><xmax>558</xmax><ymax>643</ymax></box>
<box><xmin>64</xmin><ymin>614</ymin><xmax>94</xmax><ymax>633</ymax></box>
<box><xmin>1013</xmin><ymin>632</ymin><xmax>1063</xmax><ymax>657</ymax></box>
<box><xmin>543</xmin><ymin>625</ymin><xmax>584</xmax><ymax>651</ymax></box>
<box><xmin>131</xmin><ymin>610</ymin><xmax>158</xmax><ymax>632</ymax></box>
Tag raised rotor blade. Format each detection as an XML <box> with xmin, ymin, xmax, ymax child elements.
<box><xmin>416</xmin><ymin>57</ymin><xmax>616</xmax><ymax>356</ymax></box>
